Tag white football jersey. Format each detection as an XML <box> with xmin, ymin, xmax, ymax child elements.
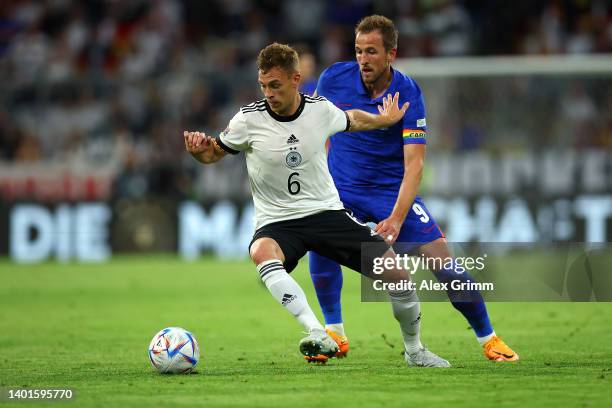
<box><xmin>217</xmin><ymin>94</ymin><xmax>349</xmax><ymax>230</ymax></box>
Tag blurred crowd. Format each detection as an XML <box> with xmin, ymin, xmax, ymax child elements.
<box><xmin>0</xmin><ymin>0</ymin><xmax>611</xmax><ymax>201</ymax></box>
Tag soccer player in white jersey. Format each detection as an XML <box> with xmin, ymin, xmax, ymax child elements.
<box><xmin>183</xmin><ymin>43</ymin><xmax>449</xmax><ymax>367</ymax></box>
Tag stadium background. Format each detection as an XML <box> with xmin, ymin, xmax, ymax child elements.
<box><xmin>0</xmin><ymin>1</ymin><xmax>611</xmax><ymax>407</ymax></box>
<box><xmin>0</xmin><ymin>0</ymin><xmax>610</xmax><ymax>261</ymax></box>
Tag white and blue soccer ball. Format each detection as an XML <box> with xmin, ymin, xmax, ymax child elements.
<box><xmin>148</xmin><ymin>327</ymin><xmax>200</xmax><ymax>374</ymax></box>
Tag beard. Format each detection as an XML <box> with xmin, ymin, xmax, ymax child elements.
<box><xmin>360</xmin><ymin>64</ymin><xmax>388</xmax><ymax>85</ymax></box>
<box><xmin>363</xmin><ymin>71</ymin><xmax>383</xmax><ymax>84</ymax></box>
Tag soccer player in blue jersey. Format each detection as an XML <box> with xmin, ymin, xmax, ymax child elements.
<box><xmin>307</xmin><ymin>15</ymin><xmax>519</xmax><ymax>363</ymax></box>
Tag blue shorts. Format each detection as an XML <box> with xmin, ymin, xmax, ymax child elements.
<box><xmin>337</xmin><ymin>187</ymin><xmax>444</xmax><ymax>250</ymax></box>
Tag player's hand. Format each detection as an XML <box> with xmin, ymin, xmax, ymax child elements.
<box><xmin>375</xmin><ymin>216</ymin><xmax>402</xmax><ymax>245</ymax></box>
<box><xmin>184</xmin><ymin>131</ymin><xmax>213</xmax><ymax>156</ymax></box>
<box><xmin>377</xmin><ymin>92</ymin><xmax>409</xmax><ymax>127</ymax></box>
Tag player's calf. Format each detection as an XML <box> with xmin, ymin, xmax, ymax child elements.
<box><xmin>376</xmin><ymin>249</ymin><xmax>451</xmax><ymax>368</ymax></box>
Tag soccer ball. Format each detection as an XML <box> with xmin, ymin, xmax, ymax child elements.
<box><xmin>148</xmin><ymin>327</ymin><xmax>200</xmax><ymax>374</ymax></box>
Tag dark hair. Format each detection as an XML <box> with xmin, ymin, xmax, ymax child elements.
<box><xmin>355</xmin><ymin>15</ymin><xmax>398</xmax><ymax>51</ymax></box>
<box><xmin>257</xmin><ymin>43</ymin><xmax>299</xmax><ymax>74</ymax></box>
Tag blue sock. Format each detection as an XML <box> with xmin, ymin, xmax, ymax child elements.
<box><xmin>434</xmin><ymin>266</ymin><xmax>494</xmax><ymax>338</ymax></box>
<box><xmin>308</xmin><ymin>251</ymin><xmax>343</xmax><ymax>324</ymax></box>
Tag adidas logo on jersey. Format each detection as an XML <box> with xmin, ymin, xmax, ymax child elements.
<box><xmin>287</xmin><ymin>134</ymin><xmax>299</xmax><ymax>144</ymax></box>
<box><xmin>281</xmin><ymin>293</ymin><xmax>297</xmax><ymax>306</ymax></box>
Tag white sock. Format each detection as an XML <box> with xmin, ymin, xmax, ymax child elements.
<box><xmin>325</xmin><ymin>323</ymin><xmax>345</xmax><ymax>336</ymax></box>
<box><xmin>389</xmin><ymin>289</ymin><xmax>423</xmax><ymax>354</ymax></box>
<box><xmin>258</xmin><ymin>260</ymin><xmax>323</xmax><ymax>333</ymax></box>
<box><xmin>477</xmin><ymin>331</ymin><xmax>496</xmax><ymax>346</ymax></box>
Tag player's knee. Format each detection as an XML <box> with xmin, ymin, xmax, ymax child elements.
<box><xmin>419</xmin><ymin>238</ymin><xmax>451</xmax><ymax>261</ymax></box>
<box><xmin>250</xmin><ymin>237</ymin><xmax>283</xmax><ymax>265</ymax></box>
<box><xmin>378</xmin><ymin>250</ymin><xmax>410</xmax><ymax>280</ymax></box>
<box><xmin>388</xmin><ymin>267</ymin><xmax>411</xmax><ymax>284</ymax></box>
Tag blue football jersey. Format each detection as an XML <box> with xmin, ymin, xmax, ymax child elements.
<box><xmin>317</xmin><ymin>61</ymin><xmax>427</xmax><ymax>190</ymax></box>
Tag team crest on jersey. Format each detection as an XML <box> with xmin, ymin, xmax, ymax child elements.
<box><xmin>285</xmin><ymin>151</ymin><xmax>302</xmax><ymax>168</ymax></box>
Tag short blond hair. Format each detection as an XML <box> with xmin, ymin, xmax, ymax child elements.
<box><xmin>257</xmin><ymin>43</ymin><xmax>299</xmax><ymax>74</ymax></box>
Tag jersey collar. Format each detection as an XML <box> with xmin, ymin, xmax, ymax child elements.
<box><xmin>265</xmin><ymin>93</ymin><xmax>306</xmax><ymax>122</ymax></box>
<box><xmin>355</xmin><ymin>66</ymin><xmax>399</xmax><ymax>104</ymax></box>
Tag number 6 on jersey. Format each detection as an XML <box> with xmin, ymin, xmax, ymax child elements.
<box><xmin>288</xmin><ymin>172</ymin><xmax>300</xmax><ymax>195</ymax></box>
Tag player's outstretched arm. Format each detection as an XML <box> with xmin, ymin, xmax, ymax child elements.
<box><xmin>183</xmin><ymin>131</ymin><xmax>227</xmax><ymax>164</ymax></box>
<box><xmin>375</xmin><ymin>144</ymin><xmax>425</xmax><ymax>244</ymax></box>
<box><xmin>345</xmin><ymin>92</ymin><xmax>409</xmax><ymax>132</ymax></box>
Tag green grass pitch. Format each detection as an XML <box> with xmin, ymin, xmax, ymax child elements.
<box><xmin>1</xmin><ymin>256</ymin><xmax>611</xmax><ymax>407</ymax></box>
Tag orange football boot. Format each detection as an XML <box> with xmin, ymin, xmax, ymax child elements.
<box><xmin>483</xmin><ymin>336</ymin><xmax>519</xmax><ymax>361</ymax></box>
<box><xmin>304</xmin><ymin>329</ymin><xmax>349</xmax><ymax>364</ymax></box>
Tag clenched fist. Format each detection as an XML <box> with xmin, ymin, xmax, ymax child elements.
<box><xmin>184</xmin><ymin>131</ymin><xmax>212</xmax><ymax>154</ymax></box>
<box><xmin>183</xmin><ymin>131</ymin><xmax>224</xmax><ymax>164</ymax></box>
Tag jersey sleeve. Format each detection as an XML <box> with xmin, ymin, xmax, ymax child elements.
<box><xmin>216</xmin><ymin>110</ymin><xmax>249</xmax><ymax>154</ymax></box>
<box><xmin>402</xmin><ymin>82</ymin><xmax>428</xmax><ymax>145</ymax></box>
<box><xmin>323</xmin><ymin>99</ymin><xmax>350</xmax><ymax>136</ymax></box>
